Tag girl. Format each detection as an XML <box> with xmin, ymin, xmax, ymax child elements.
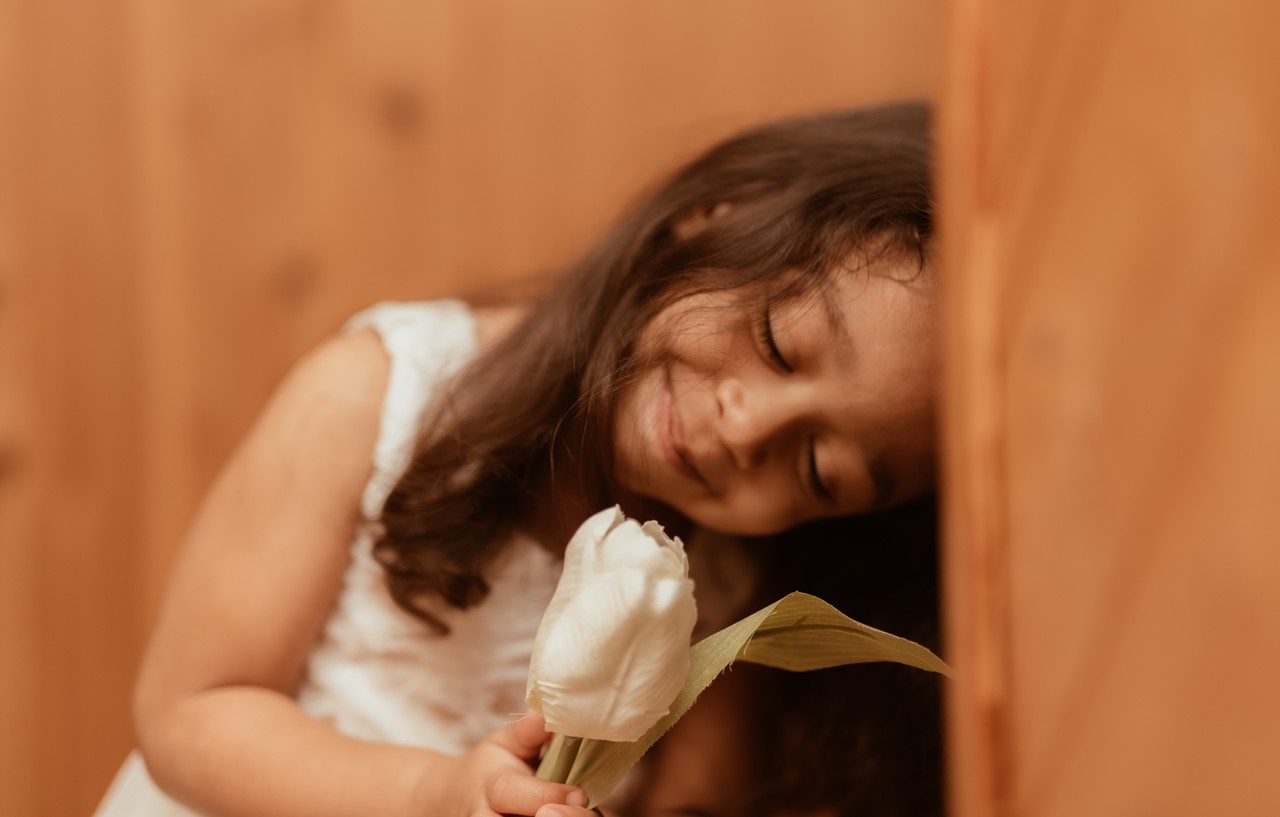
<box><xmin>95</xmin><ymin>102</ymin><xmax>937</xmax><ymax>817</ymax></box>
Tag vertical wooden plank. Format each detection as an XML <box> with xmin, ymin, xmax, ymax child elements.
<box><xmin>0</xmin><ymin>3</ymin><xmax>37</xmax><ymax>814</ymax></box>
<box><xmin>1002</xmin><ymin>4</ymin><xmax>1280</xmax><ymax>814</ymax></box>
<box><xmin>938</xmin><ymin>0</ymin><xmax>1012</xmax><ymax>808</ymax></box>
<box><xmin>943</xmin><ymin>1</ymin><xmax>1280</xmax><ymax>815</ymax></box>
<box><xmin>128</xmin><ymin>0</ymin><xmax>195</xmax><ymax>620</ymax></box>
<box><xmin>0</xmin><ymin>2</ymin><xmax>147</xmax><ymax>814</ymax></box>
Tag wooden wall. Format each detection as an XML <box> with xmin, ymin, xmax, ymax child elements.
<box><xmin>940</xmin><ymin>1</ymin><xmax>1280</xmax><ymax>815</ymax></box>
<box><xmin>0</xmin><ymin>2</ymin><xmax>935</xmax><ymax>814</ymax></box>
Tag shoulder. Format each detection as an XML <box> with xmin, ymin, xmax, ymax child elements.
<box><xmin>285</xmin><ymin>327</ymin><xmax>390</xmax><ymax>413</ymax></box>
<box><xmin>236</xmin><ymin>329</ymin><xmax>390</xmax><ymax>505</ymax></box>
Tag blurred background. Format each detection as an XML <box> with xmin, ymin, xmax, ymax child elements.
<box><xmin>0</xmin><ymin>2</ymin><xmax>935</xmax><ymax>814</ymax></box>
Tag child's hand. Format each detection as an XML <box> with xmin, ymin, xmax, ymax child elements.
<box><xmin>417</xmin><ymin>711</ymin><xmax>589</xmax><ymax>817</ymax></box>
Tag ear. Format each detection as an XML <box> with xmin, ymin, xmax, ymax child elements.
<box><xmin>673</xmin><ymin>201</ymin><xmax>733</xmax><ymax>239</ymax></box>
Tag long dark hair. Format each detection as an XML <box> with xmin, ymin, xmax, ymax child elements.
<box><xmin>375</xmin><ymin>103</ymin><xmax>934</xmax><ymax>629</ymax></box>
<box><xmin>743</xmin><ymin>498</ymin><xmax>943</xmax><ymax>817</ymax></box>
<box><xmin>616</xmin><ymin>500</ymin><xmax>942</xmax><ymax>817</ymax></box>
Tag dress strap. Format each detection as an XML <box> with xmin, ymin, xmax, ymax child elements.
<box><xmin>344</xmin><ymin>300</ymin><xmax>478</xmax><ymax>520</ymax></box>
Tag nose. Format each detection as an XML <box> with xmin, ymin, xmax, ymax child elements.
<box><xmin>715</xmin><ymin>376</ymin><xmax>795</xmax><ymax>471</ymax></box>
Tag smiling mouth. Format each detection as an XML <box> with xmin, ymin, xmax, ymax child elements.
<box><xmin>659</xmin><ymin>369</ymin><xmax>706</xmax><ymax>485</ymax></box>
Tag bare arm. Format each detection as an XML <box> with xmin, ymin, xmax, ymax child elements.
<box><xmin>133</xmin><ymin>330</ymin><xmax>585</xmax><ymax>817</ymax></box>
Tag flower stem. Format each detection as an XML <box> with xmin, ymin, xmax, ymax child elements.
<box><xmin>537</xmin><ymin>734</ymin><xmax>583</xmax><ymax>783</ymax></box>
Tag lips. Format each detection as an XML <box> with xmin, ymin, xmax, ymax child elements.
<box><xmin>658</xmin><ymin>368</ymin><xmax>705</xmax><ymax>485</ymax></box>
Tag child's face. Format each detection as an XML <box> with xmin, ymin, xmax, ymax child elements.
<box><xmin>613</xmin><ymin>261</ymin><xmax>936</xmax><ymax>535</ymax></box>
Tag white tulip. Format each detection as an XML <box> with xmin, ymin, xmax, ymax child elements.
<box><xmin>526</xmin><ymin>506</ymin><xmax>698</xmax><ymax>743</ymax></box>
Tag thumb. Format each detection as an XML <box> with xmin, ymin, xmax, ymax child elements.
<box><xmin>486</xmin><ymin>710</ymin><xmax>551</xmax><ymax>763</ymax></box>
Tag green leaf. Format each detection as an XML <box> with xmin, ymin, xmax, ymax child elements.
<box><xmin>535</xmin><ymin>591</ymin><xmax>952</xmax><ymax>807</ymax></box>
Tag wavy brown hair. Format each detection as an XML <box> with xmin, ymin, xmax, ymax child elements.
<box><xmin>375</xmin><ymin>103</ymin><xmax>934</xmax><ymax>629</ymax></box>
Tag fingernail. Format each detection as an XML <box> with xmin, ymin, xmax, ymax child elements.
<box><xmin>566</xmin><ymin>789</ymin><xmax>588</xmax><ymax>808</ymax></box>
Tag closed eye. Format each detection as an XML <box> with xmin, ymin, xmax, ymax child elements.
<box><xmin>757</xmin><ymin>305</ymin><xmax>793</xmax><ymax>372</ymax></box>
<box><xmin>808</xmin><ymin>437</ymin><xmax>835</xmax><ymax>503</ymax></box>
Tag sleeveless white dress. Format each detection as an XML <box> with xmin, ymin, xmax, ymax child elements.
<box><xmin>94</xmin><ymin>301</ymin><xmax>563</xmax><ymax>817</ymax></box>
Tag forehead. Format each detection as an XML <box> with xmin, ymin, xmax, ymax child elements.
<box><xmin>702</xmin><ymin>249</ymin><xmax>933</xmax><ymax>321</ymax></box>
<box><xmin>778</xmin><ymin>259</ymin><xmax>936</xmax><ymax>356</ymax></box>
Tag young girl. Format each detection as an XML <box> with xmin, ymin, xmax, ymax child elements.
<box><xmin>94</xmin><ymin>102</ymin><xmax>936</xmax><ymax>817</ymax></box>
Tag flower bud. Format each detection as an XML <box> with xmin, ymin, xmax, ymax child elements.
<box><xmin>527</xmin><ymin>506</ymin><xmax>698</xmax><ymax>742</ymax></box>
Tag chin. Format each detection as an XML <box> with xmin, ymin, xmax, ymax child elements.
<box><xmin>683</xmin><ymin>507</ymin><xmax>797</xmax><ymax>538</ymax></box>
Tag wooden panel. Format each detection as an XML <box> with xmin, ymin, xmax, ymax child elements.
<box><xmin>0</xmin><ymin>2</ymin><xmax>936</xmax><ymax>814</ymax></box>
<box><xmin>0</xmin><ymin>2</ymin><xmax>148</xmax><ymax>815</ymax></box>
<box><xmin>941</xmin><ymin>1</ymin><xmax>1280</xmax><ymax>815</ymax></box>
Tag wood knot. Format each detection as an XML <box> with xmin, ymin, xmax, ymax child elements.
<box><xmin>375</xmin><ymin>83</ymin><xmax>428</xmax><ymax>139</ymax></box>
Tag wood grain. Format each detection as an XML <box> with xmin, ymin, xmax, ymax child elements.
<box><xmin>942</xmin><ymin>2</ymin><xmax>1280</xmax><ymax>815</ymax></box>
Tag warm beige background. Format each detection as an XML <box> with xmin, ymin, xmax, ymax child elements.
<box><xmin>0</xmin><ymin>2</ymin><xmax>936</xmax><ymax>815</ymax></box>
<box><xmin>939</xmin><ymin>1</ymin><xmax>1280</xmax><ymax>815</ymax></box>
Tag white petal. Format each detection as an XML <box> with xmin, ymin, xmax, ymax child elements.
<box><xmin>527</xmin><ymin>505</ymin><xmax>623</xmax><ymax>701</ymax></box>
<box><xmin>535</xmin><ymin>570</ymin><xmax>696</xmax><ymax>741</ymax></box>
<box><xmin>639</xmin><ymin>520</ymin><xmax>687</xmax><ymax>568</ymax></box>
<box><xmin>526</xmin><ymin>507</ymin><xmax>698</xmax><ymax>742</ymax></box>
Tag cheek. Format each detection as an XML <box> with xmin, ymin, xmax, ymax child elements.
<box><xmin>900</xmin><ymin>423</ymin><xmax>939</xmax><ymax>497</ymax></box>
<box><xmin>611</xmin><ymin>367</ymin><xmax>672</xmax><ymax>490</ymax></box>
<box><xmin>873</xmin><ymin>404</ymin><xmax>938</xmax><ymax>505</ymax></box>
<box><xmin>610</xmin><ymin>385</ymin><xmax>647</xmax><ymax>481</ymax></box>
<box><xmin>873</xmin><ymin>344</ymin><xmax>940</xmax><ymax>498</ymax></box>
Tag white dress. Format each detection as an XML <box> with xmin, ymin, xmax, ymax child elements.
<box><xmin>94</xmin><ymin>301</ymin><xmax>563</xmax><ymax>817</ymax></box>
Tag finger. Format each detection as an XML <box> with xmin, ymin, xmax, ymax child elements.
<box><xmin>485</xmin><ymin>711</ymin><xmax>550</xmax><ymax>762</ymax></box>
<box><xmin>533</xmin><ymin>806</ymin><xmax>605</xmax><ymax>817</ymax></box>
<box><xmin>484</xmin><ymin>769</ymin><xmax>587</xmax><ymax>816</ymax></box>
